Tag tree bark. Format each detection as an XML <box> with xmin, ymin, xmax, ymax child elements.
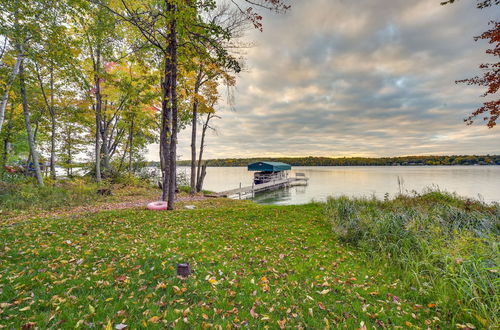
<box><xmin>36</xmin><ymin>63</ymin><xmax>57</xmax><ymax>179</ymax></box>
<box><xmin>100</xmin><ymin>101</ymin><xmax>111</xmax><ymax>172</ymax></box>
<box><xmin>128</xmin><ymin>114</ymin><xmax>134</xmax><ymax>172</ymax></box>
<box><xmin>2</xmin><ymin>102</ymin><xmax>14</xmax><ymax>165</ymax></box>
<box><xmin>49</xmin><ymin>67</ymin><xmax>56</xmax><ymax>179</ymax></box>
<box><xmin>0</xmin><ymin>56</ymin><xmax>22</xmax><ymax>134</ymax></box>
<box><xmin>196</xmin><ymin>161</ymin><xmax>208</xmax><ymax>193</ymax></box>
<box><xmin>160</xmin><ymin>50</ymin><xmax>172</xmax><ymax>202</ymax></box>
<box><xmin>94</xmin><ymin>47</ymin><xmax>103</xmax><ymax>183</ymax></box>
<box><xmin>196</xmin><ymin>113</ymin><xmax>211</xmax><ymax>192</ymax></box>
<box><xmin>167</xmin><ymin>3</ymin><xmax>178</xmax><ymax>210</ymax></box>
<box><xmin>18</xmin><ymin>44</ymin><xmax>44</xmax><ymax>186</ymax></box>
<box><xmin>190</xmin><ymin>65</ymin><xmax>203</xmax><ymax>194</ymax></box>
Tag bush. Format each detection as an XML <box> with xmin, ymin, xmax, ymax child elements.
<box><xmin>324</xmin><ymin>191</ymin><xmax>500</xmax><ymax>327</ymax></box>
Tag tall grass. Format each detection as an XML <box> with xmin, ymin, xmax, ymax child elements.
<box><xmin>0</xmin><ymin>177</ymin><xmax>100</xmax><ymax>212</ymax></box>
<box><xmin>325</xmin><ymin>191</ymin><xmax>499</xmax><ymax>327</ymax></box>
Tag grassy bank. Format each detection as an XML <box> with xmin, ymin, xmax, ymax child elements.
<box><xmin>0</xmin><ymin>175</ymin><xmax>158</xmax><ymax>221</ymax></box>
<box><xmin>325</xmin><ymin>191</ymin><xmax>499</xmax><ymax>327</ymax></box>
<box><xmin>1</xmin><ymin>192</ymin><xmax>498</xmax><ymax>328</ymax></box>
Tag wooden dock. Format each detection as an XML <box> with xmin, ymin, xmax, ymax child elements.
<box><xmin>214</xmin><ymin>175</ymin><xmax>309</xmax><ymax>198</ymax></box>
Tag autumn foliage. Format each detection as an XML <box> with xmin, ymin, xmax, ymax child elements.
<box><xmin>459</xmin><ymin>21</ymin><xmax>500</xmax><ymax>128</ymax></box>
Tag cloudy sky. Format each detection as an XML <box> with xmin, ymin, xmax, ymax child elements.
<box><xmin>150</xmin><ymin>0</ymin><xmax>499</xmax><ymax>160</ymax></box>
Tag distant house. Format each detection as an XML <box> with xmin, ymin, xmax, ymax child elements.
<box><xmin>247</xmin><ymin>161</ymin><xmax>291</xmax><ymax>185</ymax></box>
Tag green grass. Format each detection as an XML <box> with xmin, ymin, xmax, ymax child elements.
<box><xmin>0</xmin><ymin>177</ymin><xmax>158</xmax><ymax>221</ymax></box>
<box><xmin>325</xmin><ymin>191</ymin><xmax>499</xmax><ymax>328</ymax></box>
<box><xmin>0</xmin><ymin>199</ymin><xmax>466</xmax><ymax>329</ymax></box>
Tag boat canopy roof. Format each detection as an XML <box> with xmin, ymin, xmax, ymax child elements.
<box><xmin>247</xmin><ymin>161</ymin><xmax>292</xmax><ymax>172</ymax></box>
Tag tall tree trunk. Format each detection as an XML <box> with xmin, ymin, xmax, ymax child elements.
<box><xmin>2</xmin><ymin>102</ymin><xmax>14</xmax><ymax>164</ymax></box>
<box><xmin>196</xmin><ymin>161</ymin><xmax>208</xmax><ymax>193</ymax></box>
<box><xmin>100</xmin><ymin>101</ymin><xmax>111</xmax><ymax>172</ymax></box>
<box><xmin>196</xmin><ymin>113</ymin><xmax>211</xmax><ymax>192</ymax></box>
<box><xmin>94</xmin><ymin>48</ymin><xmax>103</xmax><ymax>183</ymax></box>
<box><xmin>49</xmin><ymin>67</ymin><xmax>56</xmax><ymax>179</ymax></box>
<box><xmin>128</xmin><ymin>114</ymin><xmax>134</xmax><ymax>172</ymax></box>
<box><xmin>190</xmin><ymin>66</ymin><xmax>203</xmax><ymax>194</ymax></box>
<box><xmin>0</xmin><ymin>56</ymin><xmax>22</xmax><ymax>133</ymax></box>
<box><xmin>160</xmin><ymin>54</ymin><xmax>172</xmax><ymax>202</ymax></box>
<box><xmin>18</xmin><ymin>45</ymin><xmax>44</xmax><ymax>186</ymax></box>
<box><xmin>167</xmin><ymin>3</ymin><xmax>178</xmax><ymax>210</ymax></box>
<box><xmin>66</xmin><ymin>126</ymin><xmax>72</xmax><ymax>177</ymax></box>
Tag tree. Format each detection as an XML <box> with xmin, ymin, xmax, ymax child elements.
<box><xmin>441</xmin><ymin>0</ymin><xmax>499</xmax><ymax>8</ymax></box>
<box><xmin>443</xmin><ymin>0</ymin><xmax>499</xmax><ymax>127</ymax></box>
<box><xmin>460</xmin><ymin>21</ymin><xmax>499</xmax><ymax>128</ymax></box>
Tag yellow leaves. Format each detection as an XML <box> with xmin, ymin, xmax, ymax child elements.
<box><xmin>172</xmin><ymin>286</ymin><xmax>187</xmax><ymax>295</ymax></box>
<box><xmin>155</xmin><ymin>282</ymin><xmax>167</xmax><ymax>290</ymax></box>
<box><xmin>89</xmin><ymin>304</ymin><xmax>95</xmax><ymax>314</ymax></box>
<box><xmin>207</xmin><ymin>277</ymin><xmax>218</xmax><ymax>285</ymax></box>
<box><xmin>457</xmin><ymin>323</ymin><xmax>476</xmax><ymax>329</ymax></box>
<box><xmin>202</xmin><ymin>313</ymin><xmax>209</xmax><ymax>320</ymax></box>
<box><xmin>19</xmin><ymin>306</ymin><xmax>30</xmax><ymax>312</ymax></box>
<box><xmin>105</xmin><ymin>320</ymin><xmax>113</xmax><ymax>330</ymax></box>
<box><xmin>148</xmin><ymin>316</ymin><xmax>160</xmax><ymax>323</ymax></box>
<box><xmin>427</xmin><ymin>303</ymin><xmax>436</xmax><ymax>308</ymax></box>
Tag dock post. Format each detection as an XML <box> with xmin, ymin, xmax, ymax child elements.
<box><xmin>239</xmin><ymin>182</ymin><xmax>241</xmax><ymax>200</ymax></box>
<box><xmin>252</xmin><ymin>182</ymin><xmax>255</xmax><ymax>197</ymax></box>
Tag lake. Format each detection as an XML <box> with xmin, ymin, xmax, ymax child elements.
<box><xmin>178</xmin><ymin>166</ymin><xmax>500</xmax><ymax>205</ymax></box>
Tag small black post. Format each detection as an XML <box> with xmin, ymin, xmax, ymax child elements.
<box><xmin>177</xmin><ymin>263</ymin><xmax>191</xmax><ymax>277</ymax></box>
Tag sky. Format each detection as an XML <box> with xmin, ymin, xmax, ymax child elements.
<box><xmin>149</xmin><ymin>0</ymin><xmax>500</xmax><ymax>161</ymax></box>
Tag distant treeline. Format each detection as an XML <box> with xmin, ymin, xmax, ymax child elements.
<box><xmin>174</xmin><ymin>155</ymin><xmax>500</xmax><ymax>167</ymax></box>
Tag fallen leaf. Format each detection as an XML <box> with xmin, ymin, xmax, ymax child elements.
<box><xmin>149</xmin><ymin>316</ymin><xmax>160</xmax><ymax>323</ymax></box>
<box><xmin>250</xmin><ymin>305</ymin><xmax>258</xmax><ymax>318</ymax></box>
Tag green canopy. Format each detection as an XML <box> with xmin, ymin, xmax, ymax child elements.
<box><xmin>247</xmin><ymin>161</ymin><xmax>292</xmax><ymax>172</ymax></box>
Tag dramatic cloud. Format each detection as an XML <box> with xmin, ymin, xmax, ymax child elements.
<box><xmin>149</xmin><ymin>0</ymin><xmax>500</xmax><ymax>160</ymax></box>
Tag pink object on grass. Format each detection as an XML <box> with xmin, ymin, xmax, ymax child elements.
<box><xmin>147</xmin><ymin>201</ymin><xmax>168</xmax><ymax>210</ymax></box>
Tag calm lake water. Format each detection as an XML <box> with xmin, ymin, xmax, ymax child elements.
<box><xmin>178</xmin><ymin>166</ymin><xmax>500</xmax><ymax>205</ymax></box>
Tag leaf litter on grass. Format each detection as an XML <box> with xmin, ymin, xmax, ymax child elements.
<box><xmin>0</xmin><ymin>201</ymin><xmax>454</xmax><ymax>328</ymax></box>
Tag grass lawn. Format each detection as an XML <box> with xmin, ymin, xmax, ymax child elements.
<box><xmin>0</xmin><ymin>198</ymin><xmax>474</xmax><ymax>329</ymax></box>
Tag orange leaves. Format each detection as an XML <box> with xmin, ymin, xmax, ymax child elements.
<box><xmin>148</xmin><ymin>316</ymin><xmax>160</xmax><ymax>323</ymax></box>
<box><xmin>277</xmin><ymin>318</ymin><xmax>286</xmax><ymax>329</ymax></box>
<box><xmin>259</xmin><ymin>276</ymin><xmax>270</xmax><ymax>292</ymax></box>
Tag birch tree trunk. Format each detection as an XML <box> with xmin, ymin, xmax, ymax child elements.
<box><xmin>2</xmin><ymin>102</ymin><xmax>14</xmax><ymax>164</ymax></box>
<box><xmin>18</xmin><ymin>44</ymin><xmax>44</xmax><ymax>186</ymax></box>
<box><xmin>0</xmin><ymin>56</ymin><xmax>22</xmax><ymax>134</ymax></box>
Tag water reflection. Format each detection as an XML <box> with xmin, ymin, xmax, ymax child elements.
<box><xmin>179</xmin><ymin>166</ymin><xmax>500</xmax><ymax>205</ymax></box>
